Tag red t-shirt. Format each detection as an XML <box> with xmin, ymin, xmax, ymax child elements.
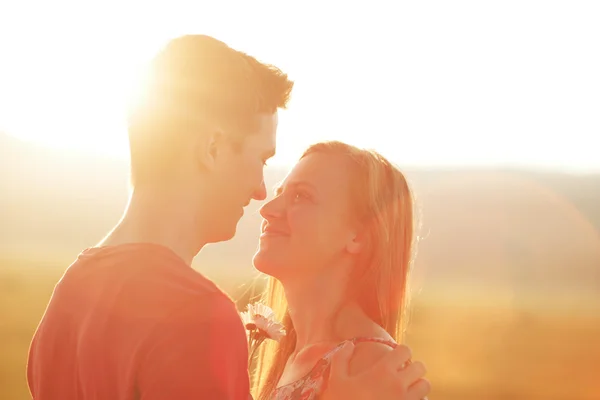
<box><xmin>27</xmin><ymin>243</ymin><xmax>250</xmax><ymax>399</ymax></box>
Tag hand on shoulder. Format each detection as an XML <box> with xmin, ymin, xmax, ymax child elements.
<box><xmin>323</xmin><ymin>340</ymin><xmax>431</xmax><ymax>400</ymax></box>
<box><xmin>347</xmin><ymin>338</ymin><xmax>397</xmax><ymax>376</ymax></box>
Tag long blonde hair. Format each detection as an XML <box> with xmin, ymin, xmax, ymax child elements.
<box><xmin>253</xmin><ymin>141</ymin><xmax>416</xmax><ymax>399</ymax></box>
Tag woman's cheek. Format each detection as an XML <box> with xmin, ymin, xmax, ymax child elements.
<box><xmin>287</xmin><ymin>207</ymin><xmax>317</xmax><ymax>236</ymax></box>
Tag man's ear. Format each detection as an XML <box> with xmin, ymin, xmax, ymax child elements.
<box><xmin>195</xmin><ymin>128</ymin><xmax>224</xmax><ymax>171</ymax></box>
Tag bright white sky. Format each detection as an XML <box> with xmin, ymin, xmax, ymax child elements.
<box><xmin>0</xmin><ymin>0</ymin><xmax>598</xmax><ymax>171</ymax></box>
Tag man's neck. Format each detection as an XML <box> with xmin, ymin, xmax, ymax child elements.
<box><xmin>99</xmin><ymin>189</ymin><xmax>206</xmax><ymax>265</ymax></box>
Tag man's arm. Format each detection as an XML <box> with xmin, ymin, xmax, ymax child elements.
<box><xmin>137</xmin><ymin>295</ymin><xmax>250</xmax><ymax>399</ymax></box>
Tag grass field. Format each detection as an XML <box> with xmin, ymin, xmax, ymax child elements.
<box><xmin>1</xmin><ymin>258</ymin><xmax>599</xmax><ymax>400</ymax></box>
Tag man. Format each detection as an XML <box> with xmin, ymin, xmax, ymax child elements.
<box><xmin>27</xmin><ymin>35</ymin><xmax>430</xmax><ymax>399</ymax></box>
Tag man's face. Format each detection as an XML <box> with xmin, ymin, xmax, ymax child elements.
<box><xmin>204</xmin><ymin>112</ymin><xmax>278</xmax><ymax>243</ymax></box>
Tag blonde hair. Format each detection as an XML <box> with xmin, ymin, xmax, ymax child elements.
<box><xmin>253</xmin><ymin>141</ymin><xmax>416</xmax><ymax>399</ymax></box>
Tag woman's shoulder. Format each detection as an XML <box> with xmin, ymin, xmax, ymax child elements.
<box><xmin>346</xmin><ymin>336</ymin><xmax>397</xmax><ymax>375</ymax></box>
<box><xmin>333</xmin><ymin>308</ymin><xmax>397</xmax><ymax>375</ymax></box>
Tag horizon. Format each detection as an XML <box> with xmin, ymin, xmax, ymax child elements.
<box><xmin>4</xmin><ymin>129</ymin><xmax>600</xmax><ymax>175</ymax></box>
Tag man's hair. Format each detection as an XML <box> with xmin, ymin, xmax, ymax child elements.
<box><xmin>127</xmin><ymin>35</ymin><xmax>294</xmax><ymax>186</ymax></box>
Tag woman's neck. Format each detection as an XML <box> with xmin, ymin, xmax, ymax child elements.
<box><xmin>284</xmin><ymin>271</ymin><xmax>348</xmax><ymax>351</ymax></box>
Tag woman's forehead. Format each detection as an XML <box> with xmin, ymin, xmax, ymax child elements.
<box><xmin>282</xmin><ymin>153</ymin><xmax>354</xmax><ymax>192</ymax></box>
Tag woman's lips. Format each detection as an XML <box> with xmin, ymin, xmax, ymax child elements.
<box><xmin>260</xmin><ymin>226</ymin><xmax>290</xmax><ymax>237</ymax></box>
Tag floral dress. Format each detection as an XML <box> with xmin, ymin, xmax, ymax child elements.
<box><xmin>270</xmin><ymin>337</ymin><xmax>396</xmax><ymax>400</ymax></box>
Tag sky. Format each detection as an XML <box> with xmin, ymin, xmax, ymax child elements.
<box><xmin>0</xmin><ymin>0</ymin><xmax>598</xmax><ymax>171</ymax></box>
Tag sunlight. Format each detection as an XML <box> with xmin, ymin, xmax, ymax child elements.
<box><xmin>0</xmin><ymin>3</ymin><xmax>295</xmax><ymax>162</ymax></box>
<box><xmin>0</xmin><ymin>40</ymin><xmax>132</xmax><ymax>157</ymax></box>
<box><xmin>0</xmin><ymin>1</ymin><xmax>598</xmax><ymax>171</ymax></box>
<box><xmin>0</xmin><ymin>22</ymin><xmax>164</xmax><ymax>157</ymax></box>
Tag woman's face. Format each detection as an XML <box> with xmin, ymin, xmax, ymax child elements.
<box><xmin>253</xmin><ymin>152</ymin><xmax>362</xmax><ymax>281</ymax></box>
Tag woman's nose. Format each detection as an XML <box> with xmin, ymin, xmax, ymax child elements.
<box><xmin>259</xmin><ymin>193</ymin><xmax>284</xmax><ymax>219</ymax></box>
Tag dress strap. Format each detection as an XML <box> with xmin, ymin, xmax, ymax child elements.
<box><xmin>351</xmin><ymin>336</ymin><xmax>398</xmax><ymax>348</ymax></box>
<box><xmin>322</xmin><ymin>336</ymin><xmax>397</xmax><ymax>362</ymax></box>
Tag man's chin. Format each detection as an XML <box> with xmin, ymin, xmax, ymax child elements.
<box><xmin>206</xmin><ymin>225</ymin><xmax>237</xmax><ymax>244</ymax></box>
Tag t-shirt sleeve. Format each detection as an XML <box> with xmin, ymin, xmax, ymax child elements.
<box><xmin>137</xmin><ymin>294</ymin><xmax>250</xmax><ymax>400</ymax></box>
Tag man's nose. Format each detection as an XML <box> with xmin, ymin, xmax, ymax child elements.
<box><xmin>252</xmin><ymin>179</ymin><xmax>267</xmax><ymax>201</ymax></box>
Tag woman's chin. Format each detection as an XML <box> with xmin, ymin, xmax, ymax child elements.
<box><xmin>252</xmin><ymin>251</ymin><xmax>282</xmax><ymax>277</ymax></box>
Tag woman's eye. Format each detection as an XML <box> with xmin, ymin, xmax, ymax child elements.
<box><xmin>293</xmin><ymin>191</ymin><xmax>309</xmax><ymax>202</ymax></box>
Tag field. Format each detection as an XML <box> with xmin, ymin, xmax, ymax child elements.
<box><xmin>2</xmin><ymin>134</ymin><xmax>599</xmax><ymax>399</ymax></box>
<box><xmin>2</xmin><ymin>257</ymin><xmax>599</xmax><ymax>400</ymax></box>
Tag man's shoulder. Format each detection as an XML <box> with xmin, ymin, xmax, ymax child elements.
<box><xmin>61</xmin><ymin>243</ymin><xmax>240</xmax><ymax>324</ymax></box>
<box><xmin>67</xmin><ymin>243</ymin><xmax>223</xmax><ymax>295</ymax></box>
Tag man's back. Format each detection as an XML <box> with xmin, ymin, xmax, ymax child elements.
<box><xmin>27</xmin><ymin>243</ymin><xmax>249</xmax><ymax>399</ymax></box>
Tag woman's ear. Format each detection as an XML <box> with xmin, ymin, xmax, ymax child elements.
<box><xmin>346</xmin><ymin>230</ymin><xmax>366</xmax><ymax>255</ymax></box>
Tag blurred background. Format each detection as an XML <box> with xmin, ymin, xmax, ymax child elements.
<box><xmin>1</xmin><ymin>1</ymin><xmax>599</xmax><ymax>399</ymax></box>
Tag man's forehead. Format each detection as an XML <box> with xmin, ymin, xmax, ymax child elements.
<box><xmin>248</xmin><ymin>111</ymin><xmax>278</xmax><ymax>149</ymax></box>
<box><xmin>255</xmin><ymin>111</ymin><xmax>278</xmax><ymax>136</ymax></box>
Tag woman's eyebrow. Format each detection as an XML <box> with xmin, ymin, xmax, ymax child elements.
<box><xmin>273</xmin><ymin>181</ymin><xmax>318</xmax><ymax>196</ymax></box>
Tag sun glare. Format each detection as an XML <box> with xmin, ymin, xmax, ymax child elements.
<box><xmin>0</xmin><ymin>39</ymin><xmax>138</xmax><ymax>157</ymax></box>
<box><xmin>0</xmin><ymin>2</ymin><xmax>598</xmax><ymax>171</ymax></box>
<box><xmin>0</xmin><ymin>6</ymin><xmax>172</xmax><ymax>158</ymax></box>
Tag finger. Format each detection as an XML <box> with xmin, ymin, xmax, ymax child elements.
<box><xmin>328</xmin><ymin>341</ymin><xmax>355</xmax><ymax>379</ymax></box>
<box><xmin>379</xmin><ymin>344</ymin><xmax>412</xmax><ymax>371</ymax></box>
<box><xmin>408</xmin><ymin>378</ymin><xmax>431</xmax><ymax>400</ymax></box>
<box><xmin>398</xmin><ymin>361</ymin><xmax>427</xmax><ymax>388</ymax></box>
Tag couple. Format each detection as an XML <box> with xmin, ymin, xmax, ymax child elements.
<box><xmin>26</xmin><ymin>35</ymin><xmax>430</xmax><ymax>399</ymax></box>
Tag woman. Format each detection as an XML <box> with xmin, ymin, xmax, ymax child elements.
<box><xmin>252</xmin><ymin>141</ymin><xmax>428</xmax><ymax>399</ymax></box>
